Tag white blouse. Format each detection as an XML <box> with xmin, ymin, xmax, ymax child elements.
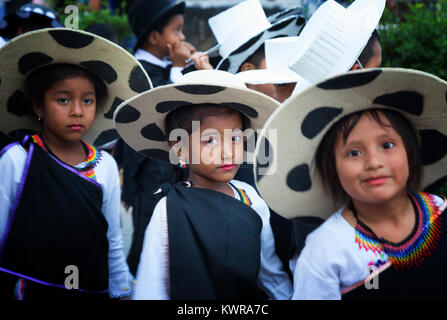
<box><xmin>291</xmin><ymin>195</ymin><xmax>446</xmax><ymax>300</ymax></box>
<box><xmin>0</xmin><ymin>143</ymin><xmax>133</xmax><ymax>298</ymax></box>
<box><xmin>133</xmin><ymin>180</ymin><xmax>293</xmax><ymax>300</ymax></box>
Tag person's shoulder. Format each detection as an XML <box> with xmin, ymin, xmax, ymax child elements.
<box><xmin>98</xmin><ymin>149</ymin><xmax>118</xmax><ymax>167</ymax></box>
<box><xmin>0</xmin><ymin>142</ymin><xmax>27</xmax><ymax>163</ymax></box>
<box><xmin>230</xmin><ymin>179</ymin><xmax>258</xmax><ymax>194</ymax></box>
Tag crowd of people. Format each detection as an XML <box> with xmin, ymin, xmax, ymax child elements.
<box><xmin>0</xmin><ymin>0</ymin><xmax>446</xmax><ymax>301</ymax></box>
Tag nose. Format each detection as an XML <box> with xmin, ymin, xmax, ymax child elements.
<box><xmin>364</xmin><ymin>148</ymin><xmax>384</xmax><ymax>171</ymax></box>
<box><xmin>221</xmin><ymin>137</ymin><xmax>234</xmax><ymax>164</ymax></box>
<box><xmin>71</xmin><ymin>100</ymin><xmax>83</xmax><ymax>117</ymax></box>
<box><xmin>179</xmin><ymin>31</ymin><xmax>185</xmax><ymax>41</ymax></box>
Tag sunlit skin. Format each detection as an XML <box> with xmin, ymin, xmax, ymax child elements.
<box><xmin>335</xmin><ymin>112</ymin><xmax>415</xmax><ymax>243</ymax></box>
<box><xmin>274</xmin><ymin>82</ymin><xmax>296</xmax><ymax>103</ymax></box>
<box><xmin>33</xmin><ymin>76</ymin><xmax>97</xmax><ymax>166</ymax></box>
<box><xmin>242</xmin><ymin>58</ymin><xmax>277</xmax><ymax>100</ymax></box>
<box><xmin>180</xmin><ymin>111</ymin><xmax>244</xmax><ymax>198</ymax></box>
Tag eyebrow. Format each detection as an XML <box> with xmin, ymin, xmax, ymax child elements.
<box><xmin>344</xmin><ymin>132</ymin><xmax>397</xmax><ymax>147</ymax></box>
<box><xmin>53</xmin><ymin>90</ymin><xmax>96</xmax><ymax>95</ymax></box>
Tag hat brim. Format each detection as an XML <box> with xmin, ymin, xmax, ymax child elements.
<box><xmin>114</xmin><ymin>81</ymin><xmax>279</xmax><ymax>163</ymax></box>
<box><xmin>236</xmin><ymin>68</ymin><xmax>305</xmax><ymax>85</ymax></box>
<box><xmin>0</xmin><ymin>28</ymin><xmax>152</xmax><ymax>146</ymax></box>
<box><xmin>254</xmin><ymin>68</ymin><xmax>447</xmax><ymax>220</ymax></box>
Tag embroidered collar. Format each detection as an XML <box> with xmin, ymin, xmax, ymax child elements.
<box><xmin>182</xmin><ymin>181</ymin><xmax>252</xmax><ymax>207</ymax></box>
<box><xmin>31</xmin><ymin>134</ymin><xmax>100</xmax><ymax>180</ymax></box>
<box><xmin>354</xmin><ymin>192</ymin><xmax>444</xmax><ymax>270</ymax></box>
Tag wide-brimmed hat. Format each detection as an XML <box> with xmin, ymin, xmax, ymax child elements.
<box><xmin>113</xmin><ymin>69</ymin><xmax>280</xmax><ymax>163</ymax></box>
<box><xmin>235</xmin><ymin>36</ymin><xmax>309</xmax><ymax>85</ymax></box>
<box><xmin>254</xmin><ymin>68</ymin><xmax>447</xmax><ymax>220</ymax></box>
<box><xmin>0</xmin><ymin>3</ymin><xmax>63</xmax><ymax>39</ymax></box>
<box><xmin>289</xmin><ymin>0</ymin><xmax>385</xmax><ymax>90</ymax></box>
<box><xmin>128</xmin><ymin>0</ymin><xmax>185</xmax><ymax>51</ymax></box>
<box><xmin>0</xmin><ymin>28</ymin><xmax>152</xmax><ymax>146</ymax></box>
<box><xmin>211</xmin><ymin>0</ymin><xmax>306</xmax><ymax>74</ymax></box>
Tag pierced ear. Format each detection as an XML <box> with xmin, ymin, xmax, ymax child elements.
<box><xmin>170</xmin><ymin>141</ymin><xmax>189</xmax><ymax>163</ymax></box>
<box><xmin>240</xmin><ymin>62</ymin><xmax>257</xmax><ymax>72</ymax></box>
<box><xmin>33</xmin><ymin>101</ymin><xmax>43</xmax><ymax>119</ymax></box>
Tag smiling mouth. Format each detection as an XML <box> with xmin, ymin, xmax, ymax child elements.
<box><xmin>364</xmin><ymin>176</ymin><xmax>388</xmax><ymax>185</ymax></box>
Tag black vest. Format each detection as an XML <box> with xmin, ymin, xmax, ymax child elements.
<box><xmin>0</xmin><ymin>138</ymin><xmax>109</xmax><ymax>300</ymax></box>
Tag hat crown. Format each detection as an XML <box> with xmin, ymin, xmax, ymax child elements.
<box><xmin>179</xmin><ymin>70</ymin><xmax>248</xmax><ymax>89</ymax></box>
<box><xmin>209</xmin><ymin>0</ymin><xmax>271</xmax><ymax>57</ymax></box>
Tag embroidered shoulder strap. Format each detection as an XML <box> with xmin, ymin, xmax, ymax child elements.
<box><xmin>229</xmin><ymin>183</ymin><xmax>252</xmax><ymax>207</ymax></box>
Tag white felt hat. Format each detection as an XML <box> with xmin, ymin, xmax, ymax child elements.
<box><xmin>289</xmin><ymin>0</ymin><xmax>385</xmax><ymax>85</ymax></box>
<box><xmin>235</xmin><ymin>36</ymin><xmax>310</xmax><ymax>86</ymax></box>
<box><xmin>0</xmin><ymin>28</ymin><xmax>152</xmax><ymax>146</ymax></box>
<box><xmin>113</xmin><ymin>70</ymin><xmax>279</xmax><ymax>163</ymax></box>
<box><xmin>254</xmin><ymin>68</ymin><xmax>447</xmax><ymax>220</ymax></box>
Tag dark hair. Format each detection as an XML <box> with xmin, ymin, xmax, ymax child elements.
<box><xmin>165</xmin><ymin>103</ymin><xmax>250</xmax><ymax>182</ymax></box>
<box><xmin>315</xmin><ymin>108</ymin><xmax>422</xmax><ymax>204</ymax></box>
<box><xmin>238</xmin><ymin>44</ymin><xmax>266</xmax><ymax>72</ymax></box>
<box><xmin>25</xmin><ymin>63</ymin><xmax>108</xmax><ymax>114</ymax></box>
<box><xmin>138</xmin><ymin>12</ymin><xmax>181</xmax><ymax>49</ymax></box>
<box><xmin>358</xmin><ymin>29</ymin><xmax>381</xmax><ymax>67</ymax></box>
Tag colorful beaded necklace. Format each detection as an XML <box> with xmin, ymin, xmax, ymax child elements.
<box><xmin>354</xmin><ymin>192</ymin><xmax>443</xmax><ymax>270</ymax></box>
<box><xmin>31</xmin><ymin>134</ymin><xmax>100</xmax><ymax>181</ymax></box>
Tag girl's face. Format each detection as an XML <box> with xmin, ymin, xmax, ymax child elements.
<box><xmin>34</xmin><ymin>76</ymin><xmax>96</xmax><ymax>144</ymax></box>
<box><xmin>334</xmin><ymin>112</ymin><xmax>409</xmax><ymax>206</ymax></box>
<box><xmin>186</xmin><ymin>111</ymin><xmax>244</xmax><ymax>185</ymax></box>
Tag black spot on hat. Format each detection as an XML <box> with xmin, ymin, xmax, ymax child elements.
<box><xmin>114</xmin><ymin>105</ymin><xmax>140</xmax><ymax>123</ymax></box>
<box><xmin>317</xmin><ymin>69</ymin><xmax>382</xmax><ymax>90</ymax></box>
<box><xmin>373</xmin><ymin>91</ymin><xmax>423</xmax><ymax>116</ymax></box>
<box><xmin>175</xmin><ymin>85</ymin><xmax>226</xmax><ymax>95</ymax></box>
<box><xmin>80</xmin><ymin>60</ymin><xmax>117</xmax><ymax>84</ymax></box>
<box><xmin>104</xmin><ymin>97</ymin><xmax>124</xmax><ymax>119</ymax></box>
<box><xmin>301</xmin><ymin>107</ymin><xmax>343</xmax><ymax>139</ymax></box>
<box><xmin>156</xmin><ymin>101</ymin><xmax>193</xmax><ymax>113</ymax></box>
<box><xmin>18</xmin><ymin>52</ymin><xmax>53</xmax><ymax>75</ymax></box>
<box><xmin>287</xmin><ymin>164</ymin><xmax>312</xmax><ymax>192</ymax></box>
<box><xmin>217</xmin><ymin>59</ymin><xmax>230</xmax><ymax>72</ymax></box>
<box><xmin>419</xmin><ymin>129</ymin><xmax>447</xmax><ymax>165</ymax></box>
<box><xmin>7</xmin><ymin>90</ymin><xmax>32</xmax><ymax>116</ymax></box>
<box><xmin>141</xmin><ymin>123</ymin><xmax>165</xmax><ymax>142</ymax></box>
<box><xmin>139</xmin><ymin>149</ymin><xmax>170</xmax><ymax>162</ymax></box>
<box><xmin>221</xmin><ymin>102</ymin><xmax>259</xmax><ymax>118</ymax></box>
<box><xmin>256</xmin><ymin>136</ymin><xmax>273</xmax><ymax>181</ymax></box>
<box><xmin>230</xmin><ymin>32</ymin><xmax>264</xmax><ymax>56</ymax></box>
<box><xmin>93</xmin><ymin>129</ymin><xmax>119</xmax><ymax>146</ymax></box>
<box><xmin>129</xmin><ymin>65</ymin><xmax>151</xmax><ymax>93</ymax></box>
<box><xmin>49</xmin><ymin>29</ymin><xmax>94</xmax><ymax>48</ymax></box>
<box><xmin>297</xmin><ymin>16</ymin><xmax>306</xmax><ymax>26</ymax></box>
<box><xmin>268</xmin><ymin>17</ymin><xmax>294</xmax><ymax>32</ymax></box>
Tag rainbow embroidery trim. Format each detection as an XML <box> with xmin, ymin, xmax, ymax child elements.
<box><xmin>31</xmin><ymin>134</ymin><xmax>99</xmax><ymax>180</ymax></box>
<box><xmin>235</xmin><ymin>187</ymin><xmax>252</xmax><ymax>207</ymax></box>
<box><xmin>355</xmin><ymin>192</ymin><xmax>443</xmax><ymax>270</ymax></box>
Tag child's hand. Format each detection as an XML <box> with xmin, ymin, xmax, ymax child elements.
<box><xmin>190</xmin><ymin>52</ymin><xmax>213</xmax><ymax>70</ymax></box>
<box><xmin>167</xmin><ymin>41</ymin><xmax>194</xmax><ymax>68</ymax></box>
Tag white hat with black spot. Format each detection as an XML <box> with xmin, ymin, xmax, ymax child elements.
<box><xmin>0</xmin><ymin>28</ymin><xmax>152</xmax><ymax>146</ymax></box>
<box><xmin>254</xmin><ymin>68</ymin><xmax>447</xmax><ymax>220</ymax></box>
<box><xmin>113</xmin><ymin>69</ymin><xmax>280</xmax><ymax>163</ymax></box>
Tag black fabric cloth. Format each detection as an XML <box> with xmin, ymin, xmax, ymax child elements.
<box><xmin>139</xmin><ymin>60</ymin><xmax>173</xmax><ymax>86</ymax></box>
<box><xmin>0</xmin><ymin>138</ymin><xmax>109</xmax><ymax>300</ymax></box>
<box><xmin>0</xmin><ymin>131</ymin><xmax>12</xmax><ymax>150</ymax></box>
<box><xmin>163</xmin><ymin>183</ymin><xmax>263</xmax><ymax>299</ymax></box>
<box><xmin>290</xmin><ymin>217</ymin><xmax>325</xmax><ymax>259</ymax></box>
<box><xmin>343</xmin><ymin>207</ymin><xmax>447</xmax><ymax>300</ymax></box>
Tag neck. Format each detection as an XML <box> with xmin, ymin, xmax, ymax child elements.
<box><xmin>188</xmin><ymin>174</ymin><xmax>234</xmax><ymax>198</ymax></box>
<box><xmin>141</xmin><ymin>43</ymin><xmax>166</xmax><ymax>60</ymax></box>
<box><xmin>40</xmin><ymin>131</ymin><xmax>86</xmax><ymax>166</ymax></box>
<box><xmin>351</xmin><ymin>191</ymin><xmax>413</xmax><ymax>226</ymax></box>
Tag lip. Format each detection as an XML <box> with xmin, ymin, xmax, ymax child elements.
<box><xmin>219</xmin><ymin>164</ymin><xmax>235</xmax><ymax>171</ymax></box>
<box><xmin>68</xmin><ymin>124</ymin><xmax>84</xmax><ymax>131</ymax></box>
<box><xmin>364</xmin><ymin>176</ymin><xmax>388</xmax><ymax>185</ymax></box>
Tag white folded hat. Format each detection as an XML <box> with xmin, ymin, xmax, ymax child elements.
<box><xmin>289</xmin><ymin>0</ymin><xmax>385</xmax><ymax>88</ymax></box>
<box><xmin>235</xmin><ymin>37</ymin><xmax>310</xmax><ymax>86</ymax></box>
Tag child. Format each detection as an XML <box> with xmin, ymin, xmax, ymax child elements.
<box><xmin>0</xmin><ymin>28</ymin><xmax>152</xmax><ymax>299</ymax></box>
<box><xmin>114</xmin><ymin>70</ymin><xmax>293</xmax><ymax>299</ymax></box>
<box><xmin>252</xmin><ymin>68</ymin><xmax>447</xmax><ymax>299</ymax></box>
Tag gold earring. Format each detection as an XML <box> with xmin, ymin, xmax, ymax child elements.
<box><xmin>37</xmin><ymin>116</ymin><xmax>41</xmax><ymax>121</ymax></box>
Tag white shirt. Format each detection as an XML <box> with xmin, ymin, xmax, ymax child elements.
<box><xmin>0</xmin><ymin>143</ymin><xmax>133</xmax><ymax>298</ymax></box>
<box><xmin>291</xmin><ymin>195</ymin><xmax>446</xmax><ymax>300</ymax></box>
<box><xmin>0</xmin><ymin>36</ymin><xmax>6</xmax><ymax>49</ymax></box>
<box><xmin>133</xmin><ymin>180</ymin><xmax>293</xmax><ymax>300</ymax></box>
<box><xmin>134</xmin><ymin>49</ymin><xmax>184</xmax><ymax>84</ymax></box>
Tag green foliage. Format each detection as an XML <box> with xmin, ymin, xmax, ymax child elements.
<box><xmin>56</xmin><ymin>1</ymin><xmax>134</xmax><ymax>49</ymax></box>
<box><xmin>380</xmin><ymin>0</ymin><xmax>447</xmax><ymax>80</ymax></box>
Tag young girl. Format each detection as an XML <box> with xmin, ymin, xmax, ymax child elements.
<box><xmin>0</xmin><ymin>28</ymin><xmax>152</xmax><ymax>299</ymax></box>
<box><xmin>252</xmin><ymin>68</ymin><xmax>447</xmax><ymax>299</ymax></box>
<box><xmin>113</xmin><ymin>70</ymin><xmax>293</xmax><ymax>299</ymax></box>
